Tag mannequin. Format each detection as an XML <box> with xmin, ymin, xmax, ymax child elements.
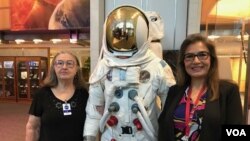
<box><xmin>83</xmin><ymin>6</ymin><xmax>175</xmax><ymax>141</ymax></box>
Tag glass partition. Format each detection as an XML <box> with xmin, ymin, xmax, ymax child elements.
<box><xmin>200</xmin><ymin>0</ymin><xmax>249</xmax><ymax>122</ymax></box>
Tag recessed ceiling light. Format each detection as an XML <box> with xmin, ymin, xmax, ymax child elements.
<box><xmin>15</xmin><ymin>39</ymin><xmax>25</xmax><ymax>44</ymax></box>
<box><xmin>70</xmin><ymin>39</ymin><xmax>77</xmax><ymax>44</ymax></box>
<box><xmin>33</xmin><ymin>39</ymin><xmax>43</xmax><ymax>44</ymax></box>
<box><xmin>50</xmin><ymin>39</ymin><xmax>62</xmax><ymax>44</ymax></box>
<box><xmin>236</xmin><ymin>34</ymin><xmax>249</xmax><ymax>41</ymax></box>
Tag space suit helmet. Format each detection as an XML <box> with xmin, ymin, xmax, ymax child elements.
<box><xmin>106</xmin><ymin>6</ymin><xmax>149</xmax><ymax>57</ymax></box>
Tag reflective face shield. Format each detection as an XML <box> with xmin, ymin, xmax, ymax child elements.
<box><xmin>106</xmin><ymin>6</ymin><xmax>148</xmax><ymax>54</ymax></box>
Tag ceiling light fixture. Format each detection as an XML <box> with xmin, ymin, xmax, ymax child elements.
<box><xmin>208</xmin><ymin>35</ymin><xmax>220</xmax><ymax>40</ymax></box>
<box><xmin>33</xmin><ymin>39</ymin><xmax>43</xmax><ymax>44</ymax></box>
<box><xmin>51</xmin><ymin>39</ymin><xmax>62</xmax><ymax>44</ymax></box>
<box><xmin>70</xmin><ymin>38</ymin><xmax>78</xmax><ymax>44</ymax></box>
<box><xmin>15</xmin><ymin>39</ymin><xmax>25</xmax><ymax>44</ymax></box>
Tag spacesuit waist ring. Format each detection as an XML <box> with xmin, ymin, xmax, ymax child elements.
<box><xmin>121</xmin><ymin>126</ymin><xmax>133</xmax><ymax>134</ymax></box>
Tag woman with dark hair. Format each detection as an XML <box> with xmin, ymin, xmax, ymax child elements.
<box><xmin>25</xmin><ymin>51</ymin><xmax>89</xmax><ymax>141</ymax></box>
<box><xmin>158</xmin><ymin>34</ymin><xmax>243</xmax><ymax>141</ymax></box>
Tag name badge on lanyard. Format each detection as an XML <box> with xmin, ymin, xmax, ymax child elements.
<box><xmin>62</xmin><ymin>102</ymin><xmax>72</xmax><ymax>116</ymax></box>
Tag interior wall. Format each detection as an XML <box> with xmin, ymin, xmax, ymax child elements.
<box><xmin>187</xmin><ymin>0</ymin><xmax>202</xmax><ymax>35</ymax></box>
<box><xmin>0</xmin><ymin>47</ymin><xmax>49</xmax><ymax>57</ymax></box>
<box><xmin>90</xmin><ymin>0</ymin><xmax>104</xmax><ymax>72</ymax></box>
<box><xmin>0</xmin><ymin>0</ymin><xmax>10</xmax><ymax>30</ymax></box>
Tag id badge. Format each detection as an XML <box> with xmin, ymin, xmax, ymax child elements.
<box><xmin>62</xmin><ymin>103</ymin><xmax>72</xmax><ymax>116</ymax></box>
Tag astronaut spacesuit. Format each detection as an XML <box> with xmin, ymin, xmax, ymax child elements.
<box><xmin>146</xmin><ymin>11</ymin><xmax>164</xmax><ymax>59</ymax></box>
<box><xmin>83</xmin><ymin>6</ymin><xmax>175</xmax><ymax>141</ymax></box>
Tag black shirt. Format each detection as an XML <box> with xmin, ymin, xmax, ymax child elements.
<box><xmin>29</xmin><ymin>87</ymin><xmax>89</xmax><ymax>141</ymax></box>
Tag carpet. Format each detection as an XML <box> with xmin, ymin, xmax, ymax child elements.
<box><xmin>0</xmin><ymin>102</ymin><xmax>30</xmax><ymax>141</ymax></box>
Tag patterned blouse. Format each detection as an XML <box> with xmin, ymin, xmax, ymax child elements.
<box><xmin>173</xmin><ymin>87</ymin><xmax>207</xmax><ymax>141</ymax></box>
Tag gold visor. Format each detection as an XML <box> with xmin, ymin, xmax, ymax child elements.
<box><xmin>106</xmin><ymin>6</ymin><xmax>147</xmax><ymax>52</ymax></box>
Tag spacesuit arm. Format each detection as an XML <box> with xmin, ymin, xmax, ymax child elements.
<box><xmin>83</xmin><ymin>81</ymin><xmax>105</xmax><ymax>138</ymax></box>
<box><xmin>157</xmin><ymin>61</ymin><xmax>176</xmax><ymax>109</ymax></box>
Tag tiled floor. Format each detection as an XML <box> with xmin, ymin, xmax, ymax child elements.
<box><xmin>0</xmin><ymin>102</ymin><xmax>30</xmax><ymax>141</ymax></box>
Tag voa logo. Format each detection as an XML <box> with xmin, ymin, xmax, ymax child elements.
<box><xmin>226</xmin><ymin>129</ymin><xmax>246</xmax><ymax>136</ymax></box>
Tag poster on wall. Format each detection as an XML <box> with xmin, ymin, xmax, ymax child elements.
<box><xmin>10</xmin><ymin>0</ymin><xmax>90</xmax><ymax>30</ymax></box>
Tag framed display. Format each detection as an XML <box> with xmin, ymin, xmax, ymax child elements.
<box><xmin>0</xmin><ymin>58</ymin><xmax>15</xmax><ymax>100</ymax></box>
<box><xmin>10</xmin><ymin>0</ymin><xmax>90</xmax><ymax>30</ymax></box>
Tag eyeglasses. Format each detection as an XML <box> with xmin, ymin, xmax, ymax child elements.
<box><xmin>54</xmin><ymin>60</ymin><xmax>75</xmax><ymax>68</ymax></box>
<box><xmin>184</xmin><ymin>51</ymin><xmax>210</xmax><ymax>62</ymax></box>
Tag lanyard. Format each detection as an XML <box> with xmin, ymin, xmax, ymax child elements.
<box><xmin>184</xmin><ymin>85</ymin><xmax>206</xmax><ymax>137</ymax></box>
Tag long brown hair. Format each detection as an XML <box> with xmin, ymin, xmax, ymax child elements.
<box><xmin>43</xmin><ymin>51</ymin><xmax>87</xmax><ymax>89</ymax></box>
<box><xmin>177</xmin><ymin>34</ymin><xmax>219</xmax><ymax>101</ymax></box>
